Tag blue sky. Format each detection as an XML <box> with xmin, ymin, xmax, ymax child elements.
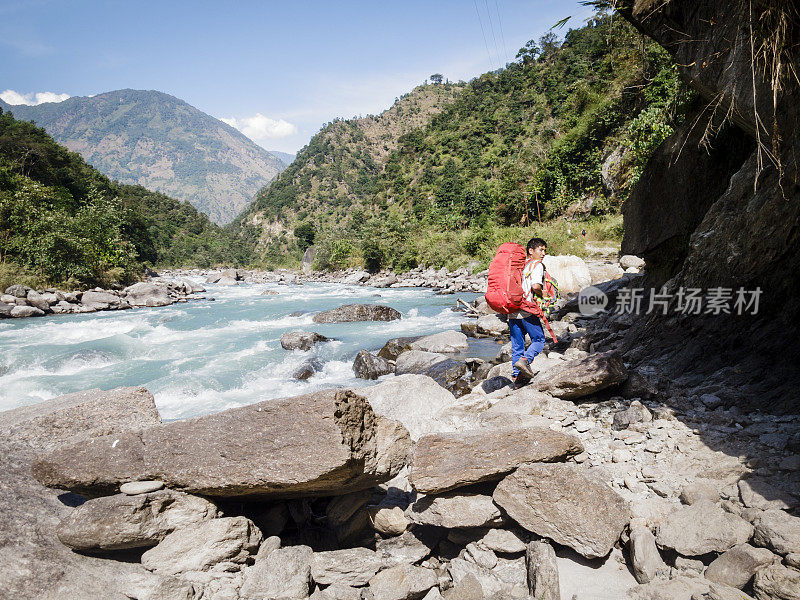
<box><xmin>0</xmin><ymin>0</ymin><xmax>595</xmax><ymax>153</ymax></box>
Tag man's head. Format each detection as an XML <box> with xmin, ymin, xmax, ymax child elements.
<box><xmin>526</xmin><ymin>237</ymin><xmax>547</xmax><ymax>260</ymax></box>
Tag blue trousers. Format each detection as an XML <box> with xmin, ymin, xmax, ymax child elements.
<box><xmin>509</xmin><ymin>316</ymin><xmax>545</xmax><ymax>378</ymax></box>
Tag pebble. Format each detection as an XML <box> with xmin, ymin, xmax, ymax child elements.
<box><xmin>120</xmin><ymin>480</ymin><xmax>165</xmax><ymax>495</ymax></box>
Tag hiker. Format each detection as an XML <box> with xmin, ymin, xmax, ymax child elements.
<box><xmin>581</xmin><ymin>228</ymin><xmax>586</xmax><ymax>237</ymax></box>
<box><xmin>507</xmin><ymin>237</ymin><xmax>547</xmax><ymax>385</ymax></box>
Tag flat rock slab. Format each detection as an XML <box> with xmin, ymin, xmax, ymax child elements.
<box><xmin>240</xmin><ymin>545</ymin><xmax>313</xmax><ymax>600</ymax></box>
<box><xmin>410</xmin><ymin>331</ymin><xmax>469</xmax><ymax>353</ymax></box>
<box><xmin>368</xmin><ymin>563</ymin><xmax>437</xmax><ymax>600</ymax></box>
<box><xmin>532</xmin><ymin>352</ymin><xmax>627</xmax><ymax>400</ymax></box>
<box><xmin>493</xmin><ymin>463</ymin><xmax>629</xmax><ymax>559</ymax></box>
<box><xmin>656</xmin><ymin>500</ymin><xmax>753</xmax><ymax>556</ymax></box>
<box><xmin>409</xmin><ymin>426</ymin><xmax>583</xmax><ymax>494</ymax></box>
<box><xmin>57</xmin><ymin>490</ymin><xmax>218</xmax><ymax>551</ymax></box>
<box><xmin>407</xmin><ymin>493</ymin><xmax>506</xmax><ymax>529</ymax></box>
<box><xmin>313</xmin><ymin>303</ymin><xmax>401</xmax><ymax>323</ymax></box>
<box><xmin>753</xmin><ymin>509</ymin><xmax>800</xmax><ymax>556</ymax></box>
<box><xmin>33</xmin><ymin>389</ymin><xmax>406</xmax><ymax>499</ymax></box>
<box><xmin>705</xmin><ymin>543</ymin><xmax>777</xmax><ymax>589</ymax></box>
<box><xmin>311</xmin><ymin>547</ymin><xmax>382</xmax><ymax>587</ymax></box>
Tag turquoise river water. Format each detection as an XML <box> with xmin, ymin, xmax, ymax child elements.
<box><xmin>0</xmin><ymin>278</ymin><xmax>491</xmax><ymax>421</ymax></box>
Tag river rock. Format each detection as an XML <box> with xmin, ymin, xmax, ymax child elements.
<box><xmin>680</xmin><ymin>479</ymin><xmax>722</xmax><ymax>505</ymax></box>
<box><xmin>368</xmin><ymin>505</ymin><xmax>409</xmax><ymax>536</ymax></box>
<box><xmin>705</xmin><ymin>544</ymin><xmax>777</xmax><ymax>589</ymax></box>
<box><xmin>395</xmin><ymin>350</ymin><xmax>448</xmax><ymax>374</ymax></box>
<box><xmin>217</xmin><ymin>276</ymin><xmax>239</xmax><ymax>285</ymax></box>
<box><xmin>629</xmin><ymin>526</ymin><xmax>668</xmax><ymax>584</ymax></box>
<box><xmin>26</xmin><ymin>290</ymin><xmax>52</xmax><ymax>311</ymax></box>
<box><xmin>0</xmin><ymin>301</ymin><xmax>14</xmax><ymax>317</ymax></box>
<box><xmin>32</xmin><ymin>389</ymin><xmax>408</xmax><ymax>499</ymax></box>
<box><xmin>532</xmin><ymin>352</ymin><xmax>628</xmax><ymax>399</ymax></box>
<box><xmin>656</xmin><ymin>500</ymin><xmax>753</xmax><ymax>556</ymax></box>
<box><xmin>423</xmin><ymin>359</ymin><xmax>469</xmax><ymax>394</ymax></box>
<box><xmin>378</xmin><ymin>336</ymin><xmax>422</xmax><ymax>360</ymax></box>
<box><xmin>526</xmin><ymin>541</ymin><xmax>560</xmax><ymax>600</ymax></box>
<box><xmin>311</xmin><ymin>547</ymin><xmax>383</xmax><ymax>586</ymax></box>
<box><xmin>141</xmin><ymin>516</ymin><xmax>262</xmax><ymax>575</ymax></box>
<box><xmin>311</xmin><ymin>584</ymin><xmax>362</xmax><ymax>600</ymax></box>
<box><xmin>0</xmin><ymin>386</ymin><xmax>161</xmax><ymax>452</ymax></box>
<box><xmin>367</xmin><ymin>563</ymin><xmax>437</xmax><ymax>600</ymax></box>
<box><xmin>120</xmin><ymin>480</ymin><xmax>165</xmax><ymax>495</ymax></box>
<box><xmin>124</xmin><ymin>282</ymin><xmax>173</xmax><ymax>307</ymax></box>
<box><xmin>619</xmin><ymin>255</ymin><xmax>645</xmax><ymax>270</ymax></box>
<box><xmin>739</xmin><ymin>478</ymin><xmax>794</xmax><ymax>511</ymax></box>
<box><xmin>407</xmin><ymin>493</ymin><xmax>505</xmax><ymax>529</ymax></box>
<box><xmin>445</xmin><ymin>573</ymin><xmax>483</xmax><ymax>600</ymax></box>
<box><xmin>493</xmin><ymin>463</ymin><xmax>629</xmax><ymax>558</ymax></box>
<box><xmin>543</xmin><ymin>255</ymin><xmax>591</xmax><ymax>295</ymax></box>
<box><xmin>358</xmin><ymin>374</ymin><xmax>457</xmax><ymax>441</ymax></box>
<box><xmin>476</xmin><ymin>314</ymin><xmax>508</xmax><ymax>336</ymax></box>
<box><xmin>239</xmin><ymin>545</ymin><xmax>313</xmax><ymax>600</ymax></box>
<box><xmin>410</xmin><ymin>331</ymin><xmax>469</xmax><ymax>353</ymax></box>
<box><xmin>409</xmin><ymin>427</ymin><xmax>583</xmax><ymax>494</ymax></box>
<box><xmin>376</xmin><ymin>528</ymin><xmax>440</xmax><ymax>567</ymax></box>
<box><xmin>753</xmin><ymin>510</ymin><xmax>800</xmax><ymax>556</ymax></box>
<box><xmin>353</xmin><ymin>350</ymin><xmax>394</xmax><ymax>380</ymax></box>
<box><xmin>478</xmin><ymin>528</ymin><xmax>527</xmax><ymax>554</ymax></box>
<box><xmin>446</xmin><ymin>558</ymin><xmax>506</xmax><ymax>597</ymax></box>
<box><xmin>10</xmin><ymin>304</ymin><xmax>45</xmax><ymax>317</ymax></box>
<box><xmin>5</xmin><ymin>283</ymin><xmax>31</xmax><ymax>297</ymax></box>
<box><xmin>292</xmin><ymin>357</ymin><xmax>322</xmax><ymax>380</ymax></box>
<box><xmin>80</xmin><ymin>290</ymin><xmax>121</xmax><ymax>310</ymax></box>
<box><xmin>56</xmin><ymin>490</ymin><xmax>218</xmax><ymax>551</ymax></box>
<box><xmin>752</xmin><ymin>564</ymin><xmax>800</xmax><ymax>600</ymax></box>
<box><xmin>313</xmin><ymin>303</ymin><xmax>401</xmax><ymax>323</ymax></box>
<box><xmin>612</xmin><ymin>400</ymin><xmax>652</xmax><ymax>430</ymax></box>
<box><xmin>281</xmin><ymin>331</ymin><xmax>331</xmax><ymax>351</ymax></box>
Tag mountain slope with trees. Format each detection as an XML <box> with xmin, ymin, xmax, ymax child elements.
<box><xmin>236</xmin><ymin>12</ymin><xmax>693</xmax><ymax>271</ymax></box>
<box><xmin>0</xmin><ymin>90</ymin><xmax>287</xmax><ymax>224</ymax></box>
<box><xmin>0</xmin><ymin>108</ymin><xmax>251</xmax><ymax>289</ymax></box>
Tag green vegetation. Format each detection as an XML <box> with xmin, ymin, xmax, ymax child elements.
<box><xmin>0</xmin><ymin>108</ymin><xmax>252</xmax><ymax>289</ymax></box>
<box><xmin>236</xmin><ymin>11</ymin><xmax>693</xmax><ymax>271</ymax></box>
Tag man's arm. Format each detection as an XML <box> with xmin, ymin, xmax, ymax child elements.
<box><xmin>531</xmin><ymin>283</ymin><xmax>544</xmax><ymax>298</ymax></box>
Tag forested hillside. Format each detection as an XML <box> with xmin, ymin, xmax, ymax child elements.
<box><xmin>0</xmin><ymin>109</ymin><xmax>251</xmax><ymax>289</ymax></box>
<box><xmin>0</xmin><ymin>90</ymin><xmax>287</xmax><ymax>224</ymax></box>
<box><xmin>236</xmin><ymin>12</ymin><xmax>693</xmax><ymax>271</ymax></box>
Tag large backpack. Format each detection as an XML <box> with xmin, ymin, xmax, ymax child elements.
<box><xmin>484</xmin><ymin>243</ymin><xmax>560</xmax><ymax>342</ymax></box>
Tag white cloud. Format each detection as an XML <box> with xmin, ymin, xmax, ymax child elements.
<box><xmin>0</xmin><ymin>89</ymin><xmax>70</xmax><ymax>105</ymax></box>
<box><xmin>221</xmin><ymin>113</ymin><xmax>298</xmax><ymax>141</ymax></box>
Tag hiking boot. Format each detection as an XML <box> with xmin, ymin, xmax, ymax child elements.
<box><xmin>514</xmin><ymin>357</ymin><xmax>536</xmax><ymax>379</ymax></box>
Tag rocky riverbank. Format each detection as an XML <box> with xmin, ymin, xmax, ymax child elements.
<box><xmin>2</xmin><ymin>272</ymin><xmax>798</xmax><ymax>600</ymax></box>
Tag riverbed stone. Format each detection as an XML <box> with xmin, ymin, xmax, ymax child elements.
<box><xmin>476</xmin><ymin>314</ymin><xmax>508</xmax><ymax>336</ymax></box>
<box><xmin>526</xmin><ymin>541</ymin><xmax>560</xmax><ymax>600</ymax></box>
<box><xmin>32</xmin><ymin>389</ymin><xmax>408</xmax><ymax>499</ymax></box>
<box><xmin>292</xmin><ymin>357</ymin><xmax>322</xmax><ymax>380</ymax></box>
<box><xmin>26</xmin><ymin>290</ymin><xmax>52</xmax><ymax>311</ymax></box>
<box><xmin>753</xmin><ymin>509</ymin><xmax>800</xmax><ymax>556</ymax></box>
<box><xmin>407</xmin><ymin>493</ymin><xmax>505</xmax><ymax>529</ymax></box>
<box><xmin>5</xmin><ymin>283</ymin><xmax>31</xmax><ymax>297</ymax></box>
<box><xmin>124</xmin><ymin>282</ymin><xmax>173</xmax><ymax>307</ymax></box>
<box><xmin>752</xmin><ymin>563</ymin><xmax>800</xmax><ymax>600</ymax></box>
<box><xmin>409</xmin><ymin>427</ymin><xmax>583</xmax><ymax>494</ymax></box>
<box><xmin>480</xmin><ymin>528</ymin><xmax>527</xmax><ymax>554</ymax></box>
<box><xmin>311</xmin><ymin>547</ymin><xmax>383</xmax><ymax>586</ymax></box>
<box><xmin>376</xmin><ymin>528</ymin><xmax>439</xmax><ymax>567</ymax></box>
<box><xmin>656</xmin><ymin>500</ymin><xmax>753</xmax><ymax>556</ymax></box>
<box><xmin>313</xmin><ymin>303</ymin><xmax>401</xmax><ymax>323</ymax></box>
<box><xmin>680</xmin><ymin>479</ymin><xmax>722</xmax><ymax>505</ymax></box>
<box><xmin>353</xmin><ymin>350</ymin><xmax>394</xmax><ymax>380</ymax></box>
<box><xmin>705</xmin><ymin>544</ymin><xmax>777</xmax><ymax>589</ymax></box>
<box><xmin>239</xmin><ymin>545</ymin><xmax>313</xmax><ymax>600</ymax></box>
<box><xmin>141</xmin><ymin>516</ymin><xmax>262</xmax><ymax>575</ymax></box>
<box><xmin>10</xmin><ymin>304</ymin><xmax>45</xmax><ymax>317</ymax></box>
<box><xmin>410</xmin><ymin>331</ymin><xmax>469</xmax><ymax>353</ymax></box>
<box><xmin>629</xmin><ymin>525</ymin><xmax>668</xmax><ymax>584</ymax></box>
<box><xmin>120</xmin><ymin>480</ymin><xmax>165</xmax><ymax>495</ymax></box>
<box><xmin>532</xmin><ymin>352</ymin><xmax>628</xmax><ymax>399</ymax></box>
<box><xmin>56</xmin><ymin>490</ymin><xmax>218</xmax><ymax>551</ymax></box>
<box><xmin>493</xmin><ymin>463</ymin><xmax>629</xmax><ymax>559</ymax></box>
<box><xmin>395</xmin><ymin>350</ymin><xmax>448</xmax><ymax>375</ymax></box>
<box><xmin>367</xmin><ymin>563</ymin><xmax>437</xmax><ymax>600</ymax></box>
<box><xmin>280</xmin><ymin>331</ymin><xmax>331</xmax><ymax>351</ymax></box>
<box><xmin>80</xmin><ymin>290</ymin><xmax>121</xmax><ymax>310</ymax></box>
<box><xmin>378</xmin><ymin>336</ymin><xmax>422</xmax><ymax>360</ymax></box>
<box><xmin>739</xmin><ymin>478</ymin><xmax>795</xmax><ymax>511</ymax></box>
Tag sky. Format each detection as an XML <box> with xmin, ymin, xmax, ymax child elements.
<box><xmin>0</xmin><ymin>0</ymin><xmax>596</xmax><ymax>154</ymax></box>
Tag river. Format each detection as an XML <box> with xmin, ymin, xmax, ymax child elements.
<box><xmin>0</xmin><ymin>278</ymin><xmax>492</xmax><ymax>420</ymax></box>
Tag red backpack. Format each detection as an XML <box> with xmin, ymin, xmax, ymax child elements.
<box><xmin>484</xmin><ymin>243</ymin><xmax>559</xmax><ymax>342</ymax></box>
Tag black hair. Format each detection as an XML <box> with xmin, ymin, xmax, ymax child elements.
<box><xmin>526</xmin><ymin>237</ymin><xmax>547</xmax><ymax>252</ymax></box>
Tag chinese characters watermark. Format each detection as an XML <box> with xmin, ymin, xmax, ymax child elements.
<box><xmin>578</xmin><ymin>287</ymin><xmax>762</xmax><ymax>316</ymax></box>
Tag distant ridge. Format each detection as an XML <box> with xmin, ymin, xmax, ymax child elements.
<box><xmin>0</xmin><ymin>89</ymin><xmax>287</xmax><ymax>224</ymax></box>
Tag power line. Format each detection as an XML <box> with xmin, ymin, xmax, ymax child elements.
<box><xmin>473</xmin><ymin>0</ymin><xmax>494</xmax><ymax>71</ymax></box>
<box><xmin>493</xmin><ymin>0</ymin><xmax>510</xmax><ymax>65</ymax></box>
<box><xmin>484</xmin><ymin>0</ymin><xmax>502</xmax><ymax>68</ymax></box>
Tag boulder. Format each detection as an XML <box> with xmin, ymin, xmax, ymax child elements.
<box><xmin>358</xmin><ymin>374</ymin><xmax>457</xmax><ymax>441</ymax></box>
<box><xmin>140</xmin><ymin>516</ymin><xmax>261</xmax><ymax>575</ymax></box>
<box><xmin>26</xmin><ymin>290</ymin><xmax>52</xmax><ymax>311</ymax></box>
<box><xmin>10</xmin><ymin>304</ymin><xmax>45</xmax><ymax>317</ymax></box>
<box><xmin>368</xmin><ymin>505</ymin><xmax>409</xmax><ymax>537</ymax></box>
<box><xmin>752</xmin><ymin>564</ymin><xmax>800</xmax><ymax>600</ymax></box>
<box><xmin>656</xmin><ymin>500</ymin><xmax>753</xmax><ymax>556</ymax></box>
<box><xmin>311</xmin><ymin>584</ymin><xmax>362</xmax><ymax>600</ymax></box>
<box><xmin>280</xmin><ymin>331</ymin><xmax>331</xmax><ymax>351</ymax></box>
<box><xmin>292</xmin><ymin>357</ymin><xmax>322</xmax><ymax>380</ymax></box>
<box><xmin>446</xmin><ymin>558</ymin><xmax>507</xmax><ymax>597</ymax></box>
<box><xmin>612</xmin><ymin>400</ymin><xmax>652</xmax><ymax>430</ymax></box>
<box><xmin>479</xmin><ymin>528</ymin><xmax>527</xmax><ymax>554</ymax></box>
<box><xmin>493</xmin><ymin>463</ymin><xmax>629</xmax><ymax>559</ymax></box>
<box><xmin>739</xmin><ymin>478</ymin><xmax>794</xmax><ymax>511</ymax></box>
<box><xmin>619</xmin><ymin>255</ymin><xmax>645</xmax><ymax>270</ymax></box>
<box><xmin>680</xmin><ymin>479</ymin><xmax>722</xmax><ymax>505</ymax></box>
<box><xmin>353</xmin><ymin>350</ymin><xmax>394</xmax><ymax>380</ymax></box>
<box><xmin>343</xmin><ymin>270</ymin><xmax>370</xmax><ymax>285</ymax></box>
<box><xmin>367</xmin><ymin>563</ymin><xmax>437</xmax><ymax>600</ymax></box>
<box><xmin>409</xmin><ymin>427</ymin><xmax>583</xmax><ymax>494</ymax></box>
<box><xmin>532</xmin><ymin>352</ymin><xmax>628</xmax><ymax>400</ymax></box>
<box><xmin>120</xmin><ymin>480</ymin><xmax>164</xmax><ymax>495</ymax></box>
<box><xmin>124</xmin><ymin>282</ymin><xmax>173</xmax><ymax>307</ymax></box>
<box><xmin>423</xmin><ymin>359</ymin><xmax>469</xmax><ymax>394</ymax></box>
<box><xmin>705</xmin><ymin>544</ymin><xmax>777</xmax><ymax>589</ymax></box>
<box><xmin>543</xmin><ymin>255</ymin><xmax>592</xmax><ymax>295</ymax></box>
<box><xmin>444</xmin><ymin>573</ymin><xmax>483</xmax><ymax>600</ymax></box>
<box><xmin>80</xmin><ymin>290</ymin><xmax>120</xmax><ymax>310</ymax></box>
<box><xmin>376</xmin><ymin>528</ymin><xmax>440</xmax><ymax>567</ymax></box>
<box><xmin>313</xmin><ymin>303</ymin><xmax>401</xmax><ymax>323</ymax></box>
<box><xmin>476</xmin><ymin>314</ymin><xmax>508</xmax><ymax>336</ymax></box>
<box><xmin>395</xmin><ymin>350</ymin><xmax>448</xmax><ymax>374</ymax></box>
<box><xmin>526</xmin><ymin>541</ymin><xmax>560</xmax><ymax>600</ymax></box>
<box><xmin>239</xmin><ymin>545</ymin><xmax>313</xmax><ymax>600</ymax></box>
<box><xmin>5</xmin><ymin>283</ymin><xmax>31</xmax><ymax>297</ymax></box>
<box><xmin>56</xmin><ymin>490</ymin><xmax>218</xmax><ymax>551</ymax></box>
<box><xmin>217</xmin><ymin>276</ymin><xmax>239</xmax><ymax>286</ymax></box>
<box><xmin>410</xmin><ymin>331</ymin><xmax>469</xmax><ymax>353</ymax></box>
<box><xmin>0</xmin><ymin>301</ymin><xmax>14</xmax><ymax>317</ymax></box>
<box><xmin>378</xmin><ymin>336</ymin><xmax>422</xmax><ymax>360</ymax></box>
<box><xmin>0</xmin><ymin>386</ymin><xmax>161</xmax><ymax>452</ymax></box>
<box><xmin>629</xmin><ymin>526</ymin><xmax>668</xmax><ymax>584</ymax></box>
<box><xmin>311</xmin><ymin>548</ymin><xmax>382</xmax><ymax>587</ymax></box>
<box><xmin>753</xmin><ymin>510</ymin><xmax>800</xmax><ymax>556</ymax></box>
<box><xmin>32</xmin><ymin>389</ymin><xmax>408</xmax><ymax>499</ymax></box>
<box><xmin>407</xmin><ymin>493</ymin><xmax>505</xmax><ymax>529</ymax></box>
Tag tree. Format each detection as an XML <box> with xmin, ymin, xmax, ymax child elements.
<box><xmin>430</xmin><ymin>73</ymin><xmax>444</xmax><ymax>85</ymax></box>
<box><xmin>294</xmin><ymin>222</ymin><xmax>316</xmax><ymax>250</ymax></box>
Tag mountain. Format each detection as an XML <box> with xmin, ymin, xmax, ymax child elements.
<box><xmin>234</xmin><ymin>13</ymin><xmax>692</xmax><ymax>271</ymax></box>
<box><xmin>269</xmin><ymin>151</ymin><xmax>296</xmax><ymax>167</ymax></box>
<box><xmin>0</xmin><ymin>89</ymin><xmax>286</xmax><ymax>224</ymax></box>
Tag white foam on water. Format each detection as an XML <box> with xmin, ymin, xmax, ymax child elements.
<box><xmin>0</xmin><ymin>312</ymin><xmax>155</xmax><ymax>346</ymax></box>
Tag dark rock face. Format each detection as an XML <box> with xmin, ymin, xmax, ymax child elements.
<box><xmin>352</xmin><ymin>350</ymin><xmax>394</xmax><ymax>380</ymax></box>
<box><xmin>280</xmin><ymin>331</ymin><xmax>331</xmax><ymax>351</ymax></box>
<box><xmin>32</xmin><ymin>390</ymin><xmax>407</xmax><ymax>500</ymax></box>
<box><xmin>614</xmin><ymin>0</ymin><xmax>800</xmax><ymax>412</ymax></box>
<box><xmin>377</xmin><ymin>336</ymin><xmax>423</xmax><ymax>361</ymax></box>
<box><xmin>313</xmin><ymin>303</ymin><xmax>402</xmax><ymax>323</ymax></box>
